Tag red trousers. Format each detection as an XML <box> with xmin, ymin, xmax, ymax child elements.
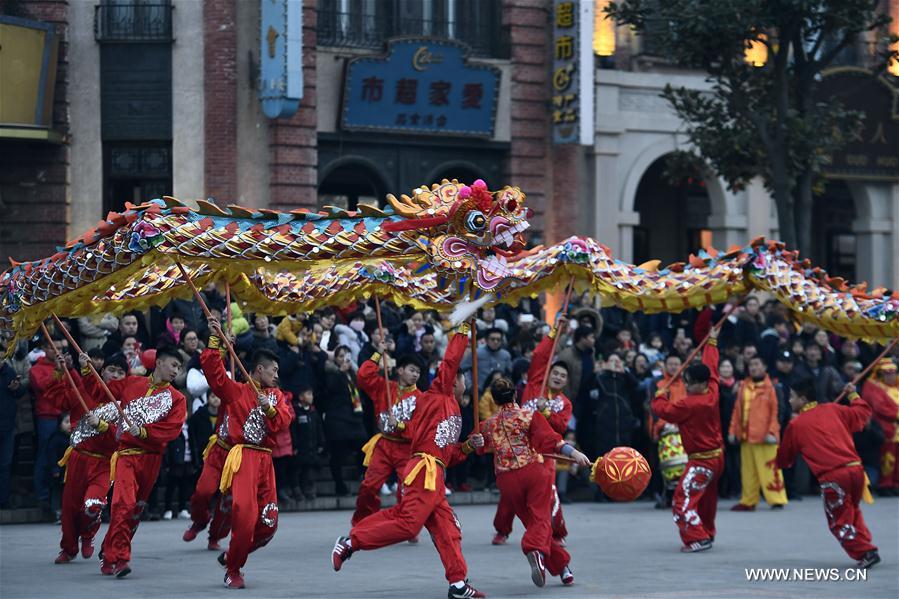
<box><xmin>188</xmin><ymin>444</ymin><xmax>232</xmax><ymax>542</ymax></box>
<box><xmin>59</xmin><ymin>450</ymin><xmax>110</xmax><ymax>556</ymax></box>
<box><xmin>496</xmin><ymin>463</ymin><xmax>570</xmax><ymax>576</ymax></box>
<box><xmin>820</xmin><ymin>466</ymin><xmax>877</xmax><ymax>560</ymax></box>
<box><xmin>672</xmin><ymin>456</ymin><xmax>723</xmax><ymax>545</ymax></box>
<box><xmin>494</xmin><ymin>462</ymin><xmax>567</xmax><ymax>539</ymax></box>
<box><xmin>351</xmin><ymin>458</ymin><xmax>466</xmax><ymax>583</ymax></box>
<box><xmin>878</xmin><ymin>441</ymin><xmax>899</xmax><ymax>489</ymax></box>
<box><xmin>225</xmin><ymin>449</ymin><xmax>278</xmax><ymax>573</ymax></box>
<box><xmin>352</xmin><ymin>438</ymin><xmax>411</xmax><ymax>525</ymax></box>
<box><xmin>101</xmin><ymin>453</ymin><xmax>162</xmax><ymax>564</ymax></box>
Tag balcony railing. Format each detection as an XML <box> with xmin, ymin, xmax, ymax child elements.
<box><xmin>317</xmin><ymin>9</ymin><xmax>509</xmax><ymax>59</ymax></box>
<box><xmin>94</xmin><ymin>3</ymin><xmax>173</xmax><ymax>42</ymax></box>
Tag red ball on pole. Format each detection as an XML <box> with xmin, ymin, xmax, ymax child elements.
<box><xmin>591</xmin><ymin>446</ymin><xmax>652</xmax><ymax>502</ymax></box>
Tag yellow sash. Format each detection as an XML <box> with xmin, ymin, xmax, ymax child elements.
<box><xmin>202</xmin><ymin>434</ymin><xmax>218</xmax><ymax>460</ymax></box>
<box><xmin>361</xmin><ymin>433</ymin><xmax>382</xmax><ymax>467</ymax></box>
<box><xmin>58</xmin><ymin>446</ymin><xmax>73</xmax><ymax>482</ymax></box>
<box><xmin>844</xmin><ymin>461</ymin><xmax>874</xmax><ymax>505</ymax></box>
<box><xmin>403</xmin><ymin>453</ymin><xmax>445</xmax><ymax>492</ymax></box>
<box><xmin>109</xmin><ymin>448</ymin><xmax>148</xmax><ymax>483</ymax></box>
<box><xmin>590</xmin><ymin>456</ymin><xmax>602</xmax><ymax>483</ymax></box>
<box><xmin>219</xmin><ymin>444</ymin><xmax>271</xmax><ymax>493</ymax></box>
<box><xmin>688</xmin><ymin>448</ymin><xmax>723</xmax><ymax>461</ymax></box>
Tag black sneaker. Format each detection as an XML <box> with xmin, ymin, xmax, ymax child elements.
<box><xmin>526</xmin><ymin>550</ymin><xmax>546</xmax><ymax>587</ymax></box>
<box><xmin>857</xmin><ymin>551</ymin><xmax>881</xmax><ymax>569</ymax></box>
<box><xmin>217</xmin><ymin>551</ymin><xmax>227</xmax><ymax>569</ymax></box>
<box><xmin>331</xmin><ymin>536</ymin><xmax>353</xmax><ymax>572</ymax></box>
<box><xmin>680</xmin><ymin>539</ymin><xmax>713</xmax><ymax>553</ymax></box>
<box><xmin>447</xmin><ymin>581</ymin><xmax>486</xmax><ymax>598</ymax></box>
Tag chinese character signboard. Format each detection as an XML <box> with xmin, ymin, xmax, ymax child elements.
<box><xmin>341</xmin><ymin>39</ymin><xmax>500</xmax><ymax>137</ymax></box>
<box><xmin>816</xmin><ymin>69</ymin><xmax>899</xmax><ymax>181</ymax></box>
<box><xmin>552</xmin><ymin>1</ymin><xmax>594</xmax><ymax>145</ymax></box>
<box><xmin>259</xmin><ymin>0</ymin><xmax>303</xmax><ymax>119</ymax></box>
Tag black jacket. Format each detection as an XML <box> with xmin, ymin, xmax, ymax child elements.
<box><xmin>48</xmin><ymin>429</ymin><xmax>70</xmax><ymax>483</ymax></box>
<box><xmin>278</xmin><ymin>345</ymin><xmax>326</xmax><ymax>399</ymax></box>
<box><xmin>853</xmin><ymin>419</ymin><xmax>885</xmax><ymax>469</ymax></box>
<box><xmin>319</xmin><ymin>362</ymin><xmax>367</xmax><ymax>443</ymax></box>
<box><xmin>188</xmin><ymin>405</ymin><xmax>218</xmax><ymax>469</ymax></box>
<box><xmin>291</xmin><ymin>402</ymin><xmax>325</xmax><ymax>465</ymax></box>
<box><xmin>590</xmin><ymin>370</ymin><xmax>641</xmax><ymax>455</ymax></box>
<box><xmin>0</xmin><ymin>362</ymin><xmax>25</xmax><ymax>432</ymax></box>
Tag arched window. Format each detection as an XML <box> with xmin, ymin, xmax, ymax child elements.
<box><xmin>318</xmin><ymin>159</ymin><xmax>390</xmax><ymax>210</ymax></box>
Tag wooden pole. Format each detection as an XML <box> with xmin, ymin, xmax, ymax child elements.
<box><xmin>39</xmin><ymin>322</ymin><xmax>90</xmax><ymax>414</ymax></box>
<box><xmin>538</xmin><ymin>276</ymin><xmax>576</xmax><ymax>400</ymax></box>
<box><xmin>470</xmin><ymin>288</ymin><xmax>480</xmax><ymax>431</ymax></box>
<box><xmin>660</xmin><ymin>305</ymin><xmax>731</xmax><ymax>391</ymax></box>
<box><xmin>175</xmin><ymin>262</ymin><xmax>259</xmax><ymax>394</ymax></box>
<box><xmin>833</xmin><ymin>337</ymin><xmax>899</xmax><ymax>404</ymax></box>
<box><xmin>374</xmin><ymin>296</ymin><xmax>394</xmax><ymax>409</ymax></box>
<box><xmin>225</xmin><ymin>280</ymin><xmax>235</xmax><ymax>375</ymax></box>
<box><xmin>49</xmin><ymin>314</ymin><xmax>133</xmax><ymax>428</ymax></box>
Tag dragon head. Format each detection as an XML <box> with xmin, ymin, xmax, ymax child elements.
<box><xmin>384</xmin><ymin>179</ymin><xmax>531</xmax><ymax>291</ymax></box>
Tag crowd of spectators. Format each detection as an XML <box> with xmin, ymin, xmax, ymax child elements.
<box><xmin>1</xmin><ymin>282</ymin><xmax>897</xmax><ymax>520</ymax></box>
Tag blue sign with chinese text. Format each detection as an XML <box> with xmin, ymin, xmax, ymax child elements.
<box><xmin>259</xmin><ymin>0</ymin><xmax>303</xmax><ymax>119</ymax></box>
<box><xmin>341</xmin><ymin>39</ymin><xmax>500</xmax><ymax>138</ymax></box>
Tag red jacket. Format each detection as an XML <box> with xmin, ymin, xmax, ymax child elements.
<box><xmin>861</xmin><ymin>379</ymin><xmax>899</xmax><ymax>441</ymax></box>
<box><xmin>357</xmin><ymin>354</ymin><xmax>418</xmax><ymax>438</ymax></box>
<box><xmin>200</xmin><ymin>349</ymin><xmax>292</xmax><ymax>449</ymax></box>
<box><xmin>776</xmin><ymin>396</ymin><xmax>871</xmax><ymax>478</ymax></box>
<box><xmin>520</xmin><ymin>335</ymin><xmax>572</xmax><ymax>435</ymax></box>
<box><xmin>29</xmin><ymin>357</ymin><xmax>72</xmax><ymax>418</ymax></box>
<box><xmin>404</xmin><ymin>333</ymin><xmax>470</xmax><ymax>468</ymax></box>
<box><xmin>107</xmin><ymin>375</ymin><xmax>187</xmax><ymax>453</ymax></box>
<box><xmin>651</xmin><ymin>343</ymin><xmax>721</xmax><ymax>455</ymax></box>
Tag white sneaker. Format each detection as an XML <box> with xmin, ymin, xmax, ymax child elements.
<box><xmin>380</xmin><ymin>483</ymin><xmax>393</xmax><ymax>496</ymax></box>
<box><xmin>445</xmin><ymin>487</ymin><xmax>453</xmax><ymax>496</ymax></box>
<box><xmin>162</xmin><ymin>510</ymin><xmax>173</xmax><ymax>520</ymax></box>
<box><xmin>178</xmin><ymin>509</ymin><xmax>190</xmax><ymax>520</ymax></box>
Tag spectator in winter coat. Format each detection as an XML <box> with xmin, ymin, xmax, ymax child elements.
<box><xmin>157</xmin><ymin>313</ymin><xmax>187</xmax><ymax>347</ymax></box>
<box><xmin>163</xmin><ymin>414</ymin><xmax>194</xmax><ymax>520</ymax></box>
<box><xmin>557</xmin><ymin>326</ymin><xmax>597</xmax><ymax>410</ymax></box>
<box><xmin>461</xmin><ymin>328</ymin><xmax>512</xmax><ymax>390</ymax></box>
<box><xmin>275</xmin><ymin>315</ymin><xmax>306</xmax><ymax>347</ymax></box>
<box><xmin>853</xmin><ymin>418</ymin><xmax>885</xmax><ymax>490</ymax></box>
<box><xmin>588</xmin><ymin>354</ymin><xmax>640</xmax><ymax>458</ymax></box>
<box><xmin>290</xmin><ymin>386</ymin><xmax>325</xmax><ymax>500</ymax></box>
<box><xmin>77</xmin><ymin>314</ymin><xmax>119</xmax><ymax>352</ymax></box>
<box><xmin>272</xmin><ymin>395</ymin><xmax>297</xmax><ymax>502</ymax></box>
<box><xmin>793</xmin><ymin>342</ymin><xmax>844</xmax><ymax>403</ymax></box>
<box><xmin>47</xmin><ymin>412</ymin><xmax>71</xmax><ymax>519</ymax></box>
<box><xmin>319</xmin><ymin>346</ymin><xmax>367</xmax><ymax>496</ymax></box>
<box><xmin>187</xmin><ymin>392</ymin><xmax>220</xmax><ymax>469</ymax></box>
<box><xmin>102</xmin><ymin>312</ymin><xmax>150</xmax><ymax>357</ymax></box>
<box><xmin>335</xmin><ymin>311</ymin><xmax>370</xmax><ymax>366</ymax></box>
<box><xmin>0</xmin><ymin>360</ymin><xmax>25</xmax><ymax>508</ymax></box>
<box><xmin>250</xmin><ymin>314</ymin><xmax>279</xmax><ymax>354</ymax></box>
<box><xmin>278</xmin><ymin>325</ymin><xmax>326</xmax><ymax>403</ymax></box>
<box><xmin>476</xmin><ymin>306</ymin><xmax>509</xmax><ymax>335</ymax></box>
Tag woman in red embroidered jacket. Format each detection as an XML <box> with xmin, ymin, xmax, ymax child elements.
<box><xmin>98</xmin><ymin>347</ymin><xmax>187</xmax><ymax>578</ymax></box>
<box><xmin>493</xmin><ymin>315</ymin><xmax>572</xmax><ymax>546</ymax></box>
<box><xmin>53</xmin><ymin>352</ymin><xmax>126</xmax><ymax>564</ymax></box>
<box><xmin>776</xmin><ymin>380</ymin><xmax>880</xmax><ymax>569</ymax></box>
<box><xmin>201</xmin><ymin>317</ymin><xmax>293</xmax><ymax>589</ymax></box>
<box><xmin>479</xmin><ymin>376</ymin><xmax>590</xmax><ymax>588</ymax></box>
<box><xmin>332</xmin><ymin>326</ymin><xmax>487</xmax><ymax>599</ymax></box>
<box><xmin>651</xmin><ymin>327</ymin><xmax>723</xmax><ymax>553</ymax></box>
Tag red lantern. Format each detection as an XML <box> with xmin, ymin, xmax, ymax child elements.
<box><xmin>592</xmin><ymin>446</ymin><xmax>652</xmax><ymax>502</ymax></box>
<box><xmin>141</xmin><ymin>349</ymin><xmax>157</xmax><ymax>372</ymax></box>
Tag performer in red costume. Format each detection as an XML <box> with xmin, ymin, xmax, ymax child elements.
<box><xmin>98</xmin><ymin>346</ymin><xmax>187</xmax><ymax>578</ymax></box>
<box><xmin>202</xmin><ymin>317</ymin><xmax>293</xmax><ymax>589</ymax></box>
<box><xmin>353</xmin><ymin>349</ymin><xmax>423</xmax><ymax>525</ymax></box>
<box><xmin>332</xmin><ymin>326</ymin><xmax>486</xmax><ymax>599</ymax></box>
<box><xmin>651</xmin><ymin>326</ymin><xmax>723</xmax><ymax>553</ymax></box>
<box><xmin>861</xmin><ymin>358</ymin><xmax>899</xmax><ymax>493</ymax></box>
<box><xmin>183</xmin><ymin>367</ymin><xmax>234</xmax><ymax>550</ymax></box>
<box><xmin>776</xmin><ymin>380</ymin><xmax>880</xmax><ymax>568</ymax></box>
<box><xmin>479</xmin><ymin>376</ymin><xmax>590</xmax><ymax>588</ymax></box>
<box><xmin>493</xmin><ymin>315</ymin><xmax>572</xmax><ymax>546</ymax></box>
<box><xmin>54</xmin><ymin>353</ymin><xmax>126</xmax><ymax>563</ymax></box>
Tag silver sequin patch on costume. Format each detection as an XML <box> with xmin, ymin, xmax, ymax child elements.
<box><xmin>261</xmin><ymin>502</ymin><xmax>278</xmax><ymax>527</ymax></box>
<box><xmin>118</xmin><ymin>390</ymin><xmax>174</xmax><ymax>438</ymax></box>
<box><xmin>521</xmin><ymin>397</ymin><xmax>564</xmax><ymax>414</ymax></box>
<box><xmin>71</xmin><ymin>402</ymin><xmax>121</xmax><ymax>447</ymax></box>
<box><xmin>217</xmin><ymin>414</ymin><xmax>230</xmax><ymax>441</ymax></box>
<box><xmin>820</xmin><ymin>481</ymin><xmax>846</xmax><ymax>521</ymax></box>
<box><xmin>434</xmin><ymin>415</ymin><xmax>462</xmax><ymax>448</ymax></box>
<box><xmin>379</xmin><ymin>395</ymin><xmax>417</xmax><ymax>433</ymax></box>
<box><xmin>243</xmin><ymin>392</ymin><xmax>277</xmax><ymax>445</ymax></box>
<box><xmin>84</xmin><ymin>497</ymin><xmax>105</xmax><ymax>517</ymax></box>
<box><xmin>674</xmin><ymin>465</ymin><xmax>713</xmax><ymax>528</ymax></box>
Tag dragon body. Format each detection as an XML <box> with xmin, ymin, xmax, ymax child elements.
<box><xmin>1</xmin><ymin>179</ymin><xmax>897</xmax><ymax>348</ymax></box>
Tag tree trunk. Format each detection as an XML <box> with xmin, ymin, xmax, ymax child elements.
<box><xmin>794</xmin><ymin>170</ymin><xmax>814</xmax><ymax>258</ymax></box>
<box><xmin>769</xmin><ymin>154</ymin><xmax>797</xmax><ymax>249</ymax></box>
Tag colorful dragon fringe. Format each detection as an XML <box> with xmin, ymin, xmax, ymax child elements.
<box><xmin>1</xmin><ymin>179</ymin><xmax>897</xmax><ymax>351</ymax></box>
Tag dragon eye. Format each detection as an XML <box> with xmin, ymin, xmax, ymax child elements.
<box><xmin>465</xmin><ymin>211</ymin><xmax>487</xmax><ymax>232</ymax></box>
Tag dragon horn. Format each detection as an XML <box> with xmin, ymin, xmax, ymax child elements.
<box><xmin>386</xmin><ymin>191</ymin><xmax>431</xmax><ymax>217</ymax></box>
<box><xmin>450</xmin><ymin>293</ymin><xmax>495</xmax><ymax>327</ymax></box>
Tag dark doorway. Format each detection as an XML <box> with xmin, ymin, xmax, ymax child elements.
<box><xmin>103</xmin><ymin>142</ymin><xmax>172</xmax><ymax>215</ymax></box>
<box><xmin>811</xmin><ymin>180</ymin><xmax>856</xmax><ymax>282</ymax></box>
<box><xmin>318</xmin><ymin>160</ymin><xmax>390</xmax><ymax>210</ymax></box>
<box><xmin>633</xmin><ymin>155</ymin><xmax>712</xmax><ymax>266</ymax></box>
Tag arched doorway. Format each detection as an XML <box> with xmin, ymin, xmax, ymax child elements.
<box><xmin>318</xmin><ymin>158</ymin><xmax>390</xmax><ymax>210</ymax></box>
<box><xmin>425</xmin><ymin>161</ymin><xmax>488</xmax><ymax>186</ymax></box>
<box><xmin>632</xmin><ymin>155</ymin><xmax>712</xmax><ymax>265</ymax></box>
<box><xmin>811</xmin><ymin>180</ymin><xmax>857</xmax><ymax>282</ymax></box>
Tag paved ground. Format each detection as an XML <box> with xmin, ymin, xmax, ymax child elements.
<box><xmin>1</xmin><ymin>497</ymin><xmax>896</xmax><ymax>598</ymax></box>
